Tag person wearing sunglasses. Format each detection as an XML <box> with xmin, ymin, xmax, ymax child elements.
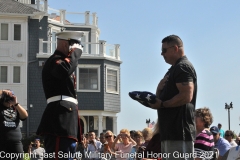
<box><xmin>0</xmin><ymin>89</ymin><xmax>28</xmax><ymax>160</ymax></box>
<box><xmin>148</xmin><ymin>35</ymin><xmax>197</xmax><ymax>160</ymax></box>
<box><xmin>210</xmin><ymin>126</ymin><xmax>231</xmax><ymax>159</ymax></box>
<box><xmin>224</xmin><ymin>130</ymin><xmax>237</xmax><ymax>147</ymax></box>
<box><xmin>101</xmin><ymin>130</ymin><xmax>116</xmax><ymax>159</ymax></box>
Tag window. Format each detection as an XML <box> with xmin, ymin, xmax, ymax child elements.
<box><xmin>77</xmin><ymin>65</ymin><xmax>100</xmax><ymax>92</ymax></box>
<box><xmin>51</xmin><ymin>31</ymin><xmax>57</xmax><ymax>53</ymax></box>
<box><xmin>14</xmin><ymin>24</ymin><xmax>21</xmax><ymax>40</ymax></box>
<box><xmin>1</xmin><ymin>23</ymin><xmax>8</xmax><ymax>40</ymax></box>
<box><xmin>13</xmin><ymin>66</ymin><xmax>20</xmax><ymax>83</ymax></box>
<box><xmin>106</xmin><ymin>67</ymin><xmax>119</xmax><ymax>94</ymax></box>
<box><xmin>79</xmin><ymin>69</ymin><xmax>98</xmax><ymax>89</ymax></box>
<box><xmin>0</xmin><ymin>66</ymin><xmax>7</xmax><ymax>83</ymax></box>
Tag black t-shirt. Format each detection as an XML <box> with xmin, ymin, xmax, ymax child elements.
<box><xmin>158</xmin><ymin>56</ymin><xmax>197</xmax><ymax>141</ymax></box>
<box><xmin>0</xmin><ymin>104</ymin><xmax>24</xmax><ymax>142</ymax></box>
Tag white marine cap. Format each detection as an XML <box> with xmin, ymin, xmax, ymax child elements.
<box><xmin>56</xmin><ymin>31</ymin><xmax>84</xmax><ymax>42</ymax></box>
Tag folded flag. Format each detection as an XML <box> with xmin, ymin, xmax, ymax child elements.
<box><xmin>129</xmin><ymin>91</ymin><xmax>157</xmax><ymax>107</ymax></box>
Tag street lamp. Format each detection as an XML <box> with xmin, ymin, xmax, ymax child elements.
<box><xmin>146</xmin><ymin>118</ymin><xmax>150</xmax><ymax>127</ymax></box>
<box><xmin>225</xmin><ymin>102</ymin><xmax>233</xmax><ymax>130</ymax></box>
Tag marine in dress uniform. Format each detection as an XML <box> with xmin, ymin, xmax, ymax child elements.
<box><xmin>36</xmin><ymin>31</ymin><xmax>84</xmax><ymax>160</ymax></box>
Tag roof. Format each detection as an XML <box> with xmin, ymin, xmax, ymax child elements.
<box><xmin>0</xmin><ymin>0</ymin><xmax>41</xmax><ymax>14</ymax></box>
<box><xmin>50</xmin><ymin>15</ymin><xmax>71</xmax><ymax>24</ymax></box>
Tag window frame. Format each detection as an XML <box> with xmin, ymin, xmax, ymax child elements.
<box><xmin>106</xmin><ymin>66</ymin><xmax>119</xmax><ymax>94</ymax></box>
<box><xmin>13</xmin><ymin>66</ymin><xmax>21</xmax><ymax>83</ymax></box>
<box><xmin>0</xmin><ymin>22</ymin><xmax>23</xmax><ymax>42</ymax></box>
<box><xmin>13</xmin><ymin>23</ymin><xmax>21</xmax><ymax>41</ymax></box>
<box><xmin>0</xmin><ymin>66</ymin><xmax>8</xmax><ymax>83</ymax></box>
<box><xmin>77</xmin><ymin>64</ymin><xmax>101</xmax><ymax>92</ymax></box>
<box><xmin>0</xmin><ymin>65</ymin><xmax>22</xmax><ymax>84</ymax></box>
<box><xmin>0</xmin><ymin>23</ymin><xmax>9</xmax><ymax>41</ymax></box>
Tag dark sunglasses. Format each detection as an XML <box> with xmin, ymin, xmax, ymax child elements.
<box><xmin>105</xmin><ymin>135</ymin><xmax>112</xmax><ymax>138</ymax></box>
<box><xmin>161</xmin><ymin>45</ymin><xmax>182</xmax><ymax>54</ymax></box>
<box><xmin>225</xmin><ymin>134</ymin><xmax>231</xmax><ymax>137</ymax></box>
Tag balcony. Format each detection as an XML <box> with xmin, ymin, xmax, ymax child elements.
<box><xmin>47</xmin><ymin>8</ymin><xmax>98</xmax><ymax>27</ymax></box>
<box><xmin>18</xmin><ymin>0</ymin><xmax>121</xmax><ymax>62</ymax></box>
<box><xmin>21</xmin><ymin>0</ymin><xmax>98</xmax><ymax>27</ymax></box>
<box><xmin>21</xmin><ymin>0</ymin><xmax>48</xmax><ymax>12</ymax></box>
<box><xmin>36</xmin><ymin>40</ymin><xmax>121</xmax><ymax>62</ymax></box>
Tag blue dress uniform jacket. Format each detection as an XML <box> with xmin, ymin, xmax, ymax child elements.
<box><xmin>37</xmin><ymin>48</ymin><xmax>82</xmax><ymax>141</ymax></box>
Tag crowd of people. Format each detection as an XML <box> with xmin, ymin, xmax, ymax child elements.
<box><xmin>0</xmin><ymin>90</ymin><xmax>240</xmax><ymax>160</ymax></box>
<box><xmin>75</xmin><ymin>125</ymin><xmax>162</xmax><ymax>160</ymax></box>
<box><xmin>1</xmin><ymin>33</ymin><xmax>240</xmax><ymax>160</ymax></box>
<box><xmin>29</xmin><ymin>124</ymin><xmax>238</xmax><ymax>160</ymax></box>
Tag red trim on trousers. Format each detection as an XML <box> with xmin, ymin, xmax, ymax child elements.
<box><xmin>55</xmin><ymin>136</ymin><xmax>60</xmax><ymax>160</ymax></box>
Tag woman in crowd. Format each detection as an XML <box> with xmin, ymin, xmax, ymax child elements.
<box><xmin>224</xmin><ymin>130</ymin><xmax>238</xmax><ymax>147</ymax></box>
<box><xmin>113</xmin><ymin>129</ymin><xmax>136</xmax><ymax>160</ymax></box>
<box><xmin>141</xmin><ymin>127</ymin><xmax>152</xmax><ymax>147</ymax></box>
<box><xmin>102</xmin><ymin>130</ymin><xmax>116</xmax><ymax>159</ymax></box>
<box><xmin>0</xmin><ymin>89</ymin><xmax>28</xmax><ymax>160</ymax></box>
<box><xmin>194</xmin><ymin>107</ymin><xmax>214</xmax><ymax>160</ymax></box>
<box><xmin>129</xmin><ymin>130</ymin><xmax>143</xmax><ymax>160</ymax></box>
<box><xmin>142</xmin><ymin>119</ymin><xmax>161</xmax><ymax>159</ymax></box>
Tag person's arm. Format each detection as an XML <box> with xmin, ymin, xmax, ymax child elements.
<box><xmin>97</xmin><ymin>141</ymin><xmax>102</xmax><ymax>151</ymax></box>
<box><xmin>52</xmin><ymin>46</ymin><xmax>82</xmax><ymax>79</ymax></box>
<box><xmin>15</xmin><ymin>103</ymin><xmax>28</xmax><ymax>119</ymax></box>
<box><xmin>28</xmin><ymin>144</ymin><xmax>32</xmax><ymax>154</ymax></box>
<box><xmin>217</xmin><ymin>156</ymin><xmax>222</xmax><ymax>160</ymax></box>
<box><xmin>127</xmin><ymin>135</ymin><xmax>137</xmax><ymax>146</ymax></box>
<box><xmin>149</xmin><ymin>82</ymin><xmax>194</xmax><ymax>109</ymax></box>
<box><xmin>161</xmin><ymin>82</ymin><xmax>194</xmax><ymax>108</ymax></box>
<box><xmin>82</xmin><ymin>137</ymin><xmax>88</xmax><ymax>152</ymax></box>
<box><xmin>10</xmin><ymin>95</ymin><xmax>28</xmax><ymax>119</ymax></box>
<box><xmin>112</xmin><ymin>134</ymin><xmax>121</xmax><ymax>150</ymax></box>
<box><xmin>218</xmin><ymin>143</ymin><xmax>231</xmax><ymax>159</ymax></box>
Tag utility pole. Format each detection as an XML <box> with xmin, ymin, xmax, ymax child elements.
<box><xmin>225</xmin><ymin>102</ymin><xmax>233</xmax><ymax>130</ymax></box>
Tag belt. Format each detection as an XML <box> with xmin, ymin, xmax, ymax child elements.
<box><xmin>47</xmin><ymin>95</ymin><xmax>78</xmax><ymax>105</ymax></box>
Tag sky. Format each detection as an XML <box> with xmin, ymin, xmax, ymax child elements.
<box><xmin>49</xmin><ymin>0</ymin><xmax>240</xmax><ymax>134</ymax></box>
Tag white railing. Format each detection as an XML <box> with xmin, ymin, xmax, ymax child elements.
<box><xmin>48</xmin><ymin>8</ymin><xmax>98</xmax><ymax>27</ymax></box>
<box><xmin>37</xmin><ymin>39</ymin><xmax>120</xmax><ymax>61</ymax></box>
<box><xmin>21</xmin><ymin>0</ymin><xmax>97</xmax><ymax>27</ymax></box>
<box><xmin>16</xmin><ymin>0</ymin><xmax>31</xmax><ymax>4</ymax></box>
<box><xmin>24</xmin><ymin>0</ymin><xmax>48</xmax><ymax>12</ymax></box>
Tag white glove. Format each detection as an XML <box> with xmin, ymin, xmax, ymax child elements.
<box><xmin>69</xmin><ymin>43</ymin><xmax>83</xmax><ymax>51</ymax></box>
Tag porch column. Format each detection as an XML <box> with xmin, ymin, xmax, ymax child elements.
<box><xmin>99</xmin><ymin>40</ymin><xmax>106</xmax><ymax>56</ymax></box>
<box><xmin>85</xmin><ymin>11</ymin><xmax>90</xmax><ymax>25</ymax></box>
<box><xmin>98</xmin><ymin>115</ymin><xmax>103</xmax><ymax>135</ymax></box>
<box><xmin>113</xmin><ymin>116</ymin><xmax>117</xmax><ymax>135</ymax></box>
